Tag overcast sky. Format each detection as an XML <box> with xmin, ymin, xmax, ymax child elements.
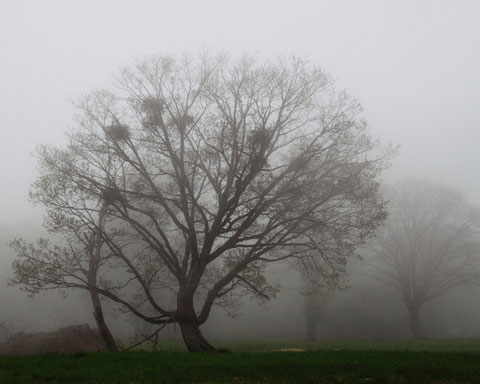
<box><xmin>1</xmin><ymin>0</ymin><xmax>479</xmax><ymax>226</ymax></box>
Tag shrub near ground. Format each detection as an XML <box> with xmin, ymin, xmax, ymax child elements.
<box><xmin>1</xmin><ymin>344</ymin><xmax>480</xmax><ymax>384</ymax></box>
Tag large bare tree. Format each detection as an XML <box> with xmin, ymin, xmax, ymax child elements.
<box><xmin>367</xmin><ymin>179</ymin><xmax>480</xmax><ymax>339</ymax></box>
<box><xmin>10</xmin><ymin>53</ymin><xmax>391</xmax><ymax>351</ymax></box>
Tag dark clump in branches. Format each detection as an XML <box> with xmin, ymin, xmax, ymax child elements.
<box><xmin>102</xmin><ymin>187</ymin><xmax>125</xmax><ymax>206</ymax></box>
<box><xmin>141</xmin><ymin>97</ymin><xmax>165</xmax><ymax>113</ymax></box>
<box><xmin>105</xmin><ymin>123</ymin><xmax>130</xmax><ymax>142</ymax></box>
<box><xmin>168</xmin><ymin>114</ymin><xmax>195</xmax><ymax>134</ymax></box>
<box><xmin>141</xmin><ymin>97</ymin><xmax>165</xmax><ymax>127</ymax></box>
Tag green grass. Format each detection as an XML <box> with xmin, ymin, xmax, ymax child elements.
<box><xmin>1</xmin><ymin>341</ymin><xmax>480</xmax><ymax>383</ymax></box>
<box><xmin>144</xmin><ymin>338</ymin><xmax>480</xmax><ymax>353</ymax></box>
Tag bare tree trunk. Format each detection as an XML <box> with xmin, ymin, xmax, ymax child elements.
<box><xmin>90</xmin><ymin>290</ymin><xmax>120</xmax><ymax>351</ymax></box>
<box><xmin>304</xmin><ymin>294</ymin><xmax>318</xmax><ymax>342</ymax></box>
<box><xmin>408</xmin><ymin>307</ymin><xmax>427</xmax><ymax>339</ymax></box>
<box><xmin>177</xmin><ymin>294</ymin><xmax>215</xmax><ymax>352</ymax></box>
<box><xmin>87</xmin><ymin>203</ymin><xmax>120</xmax><ymax>351</ymax></box>
<box><xmin>179</xmin><ymin>320</ymin><xmax>215</xmax><ymax>352</ymax></box>
<box><xmin>305</xmin><ymin>318</ymin><xmax>317</xmax><ymax>342</ymax></box>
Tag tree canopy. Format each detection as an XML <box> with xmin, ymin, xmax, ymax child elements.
<box><xmin>10</xmin><ymin>53</ymin><xmax>392</xmax><ymax>351</ymax></box>
<box><xmin>367</xmin><ymin>179</ymin><xmax>480</xmax><ymax>339</ymax></box>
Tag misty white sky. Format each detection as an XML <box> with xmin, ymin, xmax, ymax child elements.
<box><xmin>1</xmin><ymin>0</ymin><xmax>479</xmax><ymax>226</ymax></box>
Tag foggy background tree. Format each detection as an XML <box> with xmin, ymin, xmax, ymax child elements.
<box><xmin>10</xmin><ymin>201</ymin><xmax>121</xmax><ymax>350</ymax></box>
<box><xmin>296</xmin><ymin>255</ymin><xmax>345</xmax><ymax>342</ymax></box>
<box><xmin>302</xmin><ymin>287</ymin><xmax>329</xmax><ymax>342</ymax></box>
<box><xmin>366</xmin><ymin>179</ymin><xmax>480</xmax><ymax>339</ymax></box>
<box><xmin>10</xmin><ymin>53</ymin><xmax>391</xmax><ymax>352</ymax></box>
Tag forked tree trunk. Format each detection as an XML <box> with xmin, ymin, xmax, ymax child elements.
<box><xmin>90</xmin><ymin>290</ymin><xmax>120</xmax><ymax>351</ymax></box>
<box><xmin>177</xmin><ymin>292</ymin><xmax>215</xmax><ymax>352</ymax></box>
<box><xmin>179</xmin><ymin>320</ymin><xmax>216</xmax><ymax>352</ymax></box>
<box><xmin>408</xmin><ymin>307</ymin><xmax>427</xmax><ymax>339</ymax></box>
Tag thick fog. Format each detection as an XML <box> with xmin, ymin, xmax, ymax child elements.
<box><xmin>1</xmin><ymin>0</ymin><xmax>480</xmax><ymax>343</ymax></box>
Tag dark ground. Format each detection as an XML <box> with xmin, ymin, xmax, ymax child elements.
<box><xmin>1</xmin><ymin>340</ymin><xmax>480</xmax><ymax>383</ymax></box>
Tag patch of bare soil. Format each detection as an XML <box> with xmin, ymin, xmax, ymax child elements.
<box><xmin>0</xmin><ymin>324</ymin><xmax>107</xmax><ymax>355</ymax></box>
<box><xmin>275</xmin><ymin>348</ymin><xmax>305</xmax><ymax>352</ymax></box>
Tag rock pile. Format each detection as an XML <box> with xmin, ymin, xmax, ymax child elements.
<box><xmin>0</xmin><ymin>324</ymin><xmax>108</xmax><ymax>355</ymax></box>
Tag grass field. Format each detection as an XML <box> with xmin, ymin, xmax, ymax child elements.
<box><xmin>1</xmin><ymin>340</ymin><xmax>480</xmax><ymax>383</ymax></box>
<box><xmin>152</xmin><ymin>338</ymin><xmax>480</xmax><ymax>353</ymax></box>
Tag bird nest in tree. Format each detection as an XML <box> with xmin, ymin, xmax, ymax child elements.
<box><xmin>247</xmin><ymin>128</ymin><xmax>271</xmax><ymax>149</ymax></box>
<box><xmin>141</xmin><ymin>97</ymin><xmax>165</xmax><ymax>113</ymax></box>
<box><xmin>168</xmin><ymin>114</ymin><xmax>195</xmax><ymax>133</ymax></box>
<box><xmin>102</xmin><ymin>187</ymin><xmax>124</xmax><ymax>204</ymax></box>
<box><xmin>105</xmin><ymin>123</ymin><xmax>130</xmax><ymax>141</ymax></box>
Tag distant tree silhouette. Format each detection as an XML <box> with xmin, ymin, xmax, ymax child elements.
<box><xmin>367</xmin><ymin>179</ymin><xmax>480</xmax><ymax>339</ymax></box>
